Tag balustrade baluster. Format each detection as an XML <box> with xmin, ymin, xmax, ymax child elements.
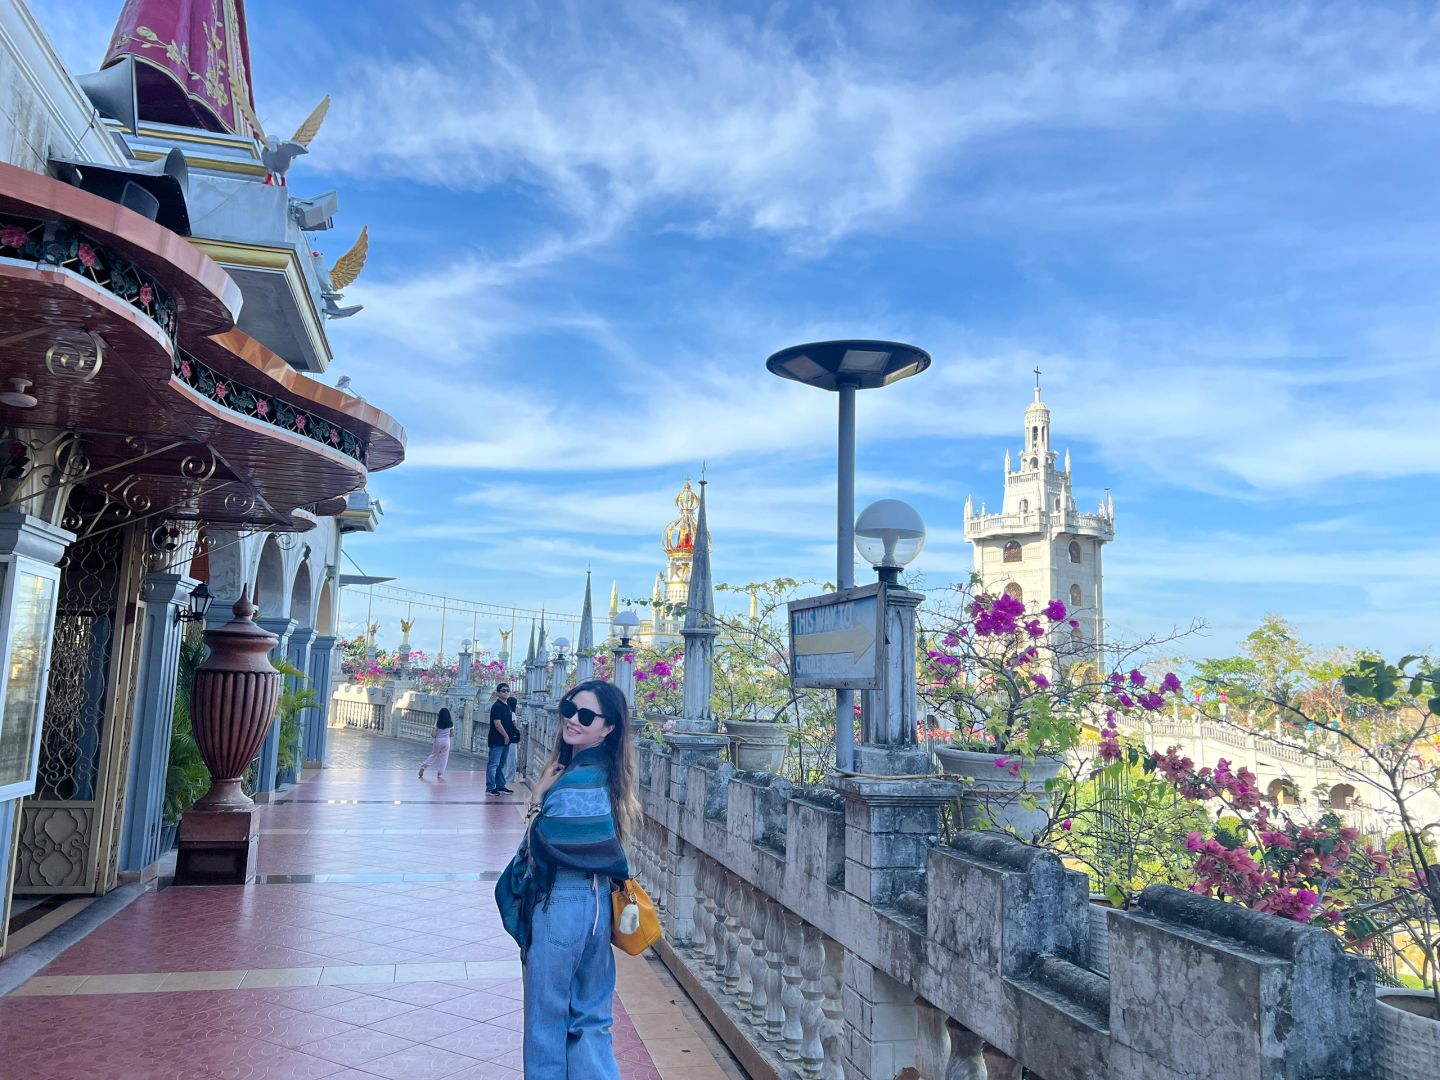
<box><xmin>702</xmin><ymin>859</ymin><xmax>721</xmax><ymax>969</ymax></box>
<box><xmin>692</xmin><ymin>856</ymin><xmax>712</xmax><ymax>961</ymax></box>
<box><xmin>722</xmin><ymin>873</ymin><xmax>743</xmax><ymax>994</ymax></box>
<box><xmin>710</xmin><ymin>870</ymin><xmax>730</xmax><ymax>980</ymax></box>
<box><xmin>780</xmin><ymin>910</ymin><xmax>804</xmax><ymax>1060</ymax></box>
<box><xmin>799</xmin><ymin>924</ymin><xmax>826</xmax><ymax>1078</ymax></box>
<box><xmin>735</xmin><ymin>884</ymin><xmax>756</xmax><ymax>1009</ymax></box>
<box><xmin>946</xmin><ymin>1018</ymin><xmax>989</xmax><ymax>1080</ymax></box>
<box><xmin>820</xmin><ymin>936</ymin><xmax>844</xmax><ymax>1079</ymax></box>
<box><xmin>764</xmin><ymin>898</ymin><xmax>787</xmax><ymax>1041</ymax></box>
<box><xmin>748</xmin><ymin>889</ymin><xmax>770</xmax><ymax>1026</ymax></box>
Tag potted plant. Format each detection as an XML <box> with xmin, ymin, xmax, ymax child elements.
<box><xmin>273</xmin><ymin>659</ymin><xmax>319</xmax><ymax>787</ymax></box>
<box><xmin>162</xmin><ymin>635</ymin><xmax>211</xmax><ymax>850</ymax></box>
<box><xmin>921</xmin><ymin>579</ymin><xmax>1186</xmax><ymax>840</ymax></box>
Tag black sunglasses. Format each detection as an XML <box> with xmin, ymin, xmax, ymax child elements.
<box><xmin>560</xmin><ymin>698</ymin><xmax>611</xmax><ymax>727</ymax></box>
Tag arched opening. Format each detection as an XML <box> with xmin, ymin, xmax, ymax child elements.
<box><xmin>1031</xmin><ymin>425</ymin><xmax>1038</xmax><ymax>447</ymax></box>
<box><xmin>1267</xmin><ymin>778</ymin><xmax>1299</xmax><ymax>807</ymax></box>
<box><xmin>315</xmin><ymin>582</ymin><xmax>336</xmax><ymax>636</ymax></box>
<box><xmin>1070</xmin><ymin>625</ymin><xmax>1083</xmax><ymax>647</ymax></box>
<box><xmin>1070</xmin><ymin>584</ymin><xmax>1082</xmax><ymax>608</ymax></box>
<box><xmin>254</xmin><ymin>536</ymin><xmax>285</xmax><ymax>617</ymax></box>
<box><xmin>1054</xmin><ymin>496</ymin><xmax>1062</xmax><ymax>511</ymax></box>
<box><xmin>1003</xmin><ymin>541</ymin><xmax>1022</xmax><ymax>564</ymax></box>
<box><xmin>1004</xmin><ymin>582</ymin><xmax>1023</xmax><ymax>604</ymax></box>
<box><xmin>1030</xmin><ymin>457</ymin><xmax>1038</xmax><ymax>470</ymax></box>
<box><xmin>289</xmin><ymin>559</ymin><xmax>313</xmax><ymax>629</ymax></box>
<box><xmin>1068</xmin><ymin>540</ymin><xmax>1081</xmax><ymax>564</ymax></box>
<box><xmin>1328</xmin><ymin>783</ymin><xmax>1357</xmax><ymax>810</ymax></box>
<box><xmin>1018</xmin><ymin>499</ymin><xmax>1029</xmax><ymax>514</ymax></box>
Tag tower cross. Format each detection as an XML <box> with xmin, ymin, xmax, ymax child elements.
<box><xmin>1033</xmin><ymin>366</ymin><xmax>1042</xmax><ymax>392</ymax></box>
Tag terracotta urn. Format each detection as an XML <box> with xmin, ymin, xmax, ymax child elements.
<box><xmin>190</xmin><ymin>586</ymin><xmax>280</xmax><ymax>811</ymax></box>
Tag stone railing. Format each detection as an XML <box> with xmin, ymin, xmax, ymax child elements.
<box><xmin>517</xmin><ymin>706</ymin><xmax>1430</xmax><ymax>1080</ymax></box>
<box><xmin>329</xmin><ymin>683</ymin><xmax>490</xmax><ymax>745</ymax></box>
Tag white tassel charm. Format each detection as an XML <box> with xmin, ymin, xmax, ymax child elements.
<box><xmin>619</xmin><ymin>902</ymin><xmax>640</xmax><ymax>935</ymax></box>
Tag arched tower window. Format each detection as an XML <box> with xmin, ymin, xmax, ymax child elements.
<box><xmin>1070</xmin><ymin>625</ymin><xmax>1083</xmax><ymax>646</ymax></box>
<box><xmin>1030</xmin><ymin>457</ymin><xmax>1038</xmax><ymax>470</ymax></box>
<box><xmin>1068</xmin><ymin>540</ymin><xmax>1081</xmax><ymax>563</ymax></box>
<box><xmin>1004</xmin><ymin>582</ymin><xmax>1023</xmax><ymax>603</ymax></box>
<box><xmin>1003</xmin><ymin>541</ymin><xmax>1022</xmax><ymax>563</ymax></box>
<box><xmin>1018</xmin><ymin>499</ymin><xmax>1029</xmax><ymax>514</ymax></box>
<box><xmin>1031</xmin><ymin>425</ymin><xmax>1039</xmax><ymax>447</ymax></box>
<box><xmin>1070</xmin><ymin>584</ymin><xmax>1082</xmax><ymax>608</ymax></box>
<box><xmin>1054</xmin><ymin>497</ymin><xmax>1062</xmax><ymax>511</ymax></box>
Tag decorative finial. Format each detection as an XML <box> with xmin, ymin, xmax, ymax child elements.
<box><xmin>1033</xmin><ymin>366</ymin><xmax>1042</xmax><ymax>398</ymax></box>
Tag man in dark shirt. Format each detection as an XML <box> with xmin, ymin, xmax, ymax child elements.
<box><xmin>486</xmin><ymin>683</ymin><xmax>514</xmax><ymax>795</ymax></box>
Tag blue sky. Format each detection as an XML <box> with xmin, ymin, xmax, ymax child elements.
<box><xmin>39</xmin><ymin>2</ymin><xmax>1440</xmax><ymax>664</ymax></box>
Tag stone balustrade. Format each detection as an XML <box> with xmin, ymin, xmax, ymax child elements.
<box><xmin>329</xmin><ymin>682</ymin><xmax>496</xmax><ymax>747</ymax></box>
<box><xmin>516</xmin><ymin>698</ymin><xmax>1427</xmax><ymax>1080</ymax></box>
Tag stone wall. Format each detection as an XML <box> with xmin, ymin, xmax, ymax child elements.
<box><xmin>515</xmin><ymin>698</ymin><xmax>1425</xmax><ymax>1080</ymax></box>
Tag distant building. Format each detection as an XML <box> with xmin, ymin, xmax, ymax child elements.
<box><xmin>0</xmin><ymin>0</ymin><xmax>404</xmax><ymax>954</ymax></box>
<box><xmin>964</xmin><ymin>381</ymin><xmax>1114</xmax><ymax>659</ymax></box>
<box><xmin>636</xmin><ymin>479</ymin><xmax>703</xmax><ymax>650</ymax></box>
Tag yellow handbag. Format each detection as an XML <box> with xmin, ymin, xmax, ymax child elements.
<box><xmin>611</xmin><ymin>879</ymin><xmax>662</xmax><ymax>955</ymax></box>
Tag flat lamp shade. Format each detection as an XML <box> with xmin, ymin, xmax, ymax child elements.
<box><xmin>765</xmin><ymin>340</ymin><xmax>931</xmax><ymax>391</ymax></box>
<box><xmin>855</xmin><ymin>498</ymin><xmax>926</xmax><ymax>569</ymax></box>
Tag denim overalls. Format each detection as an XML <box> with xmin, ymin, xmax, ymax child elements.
<box><xmin>522</xmin><ymin>868</ymin><xmax>620</xmax><ymax>1078</ymax></box>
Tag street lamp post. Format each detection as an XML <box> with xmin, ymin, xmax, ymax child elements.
<box><xmin>766</xmin><ymin>340</ymin><xmax>931</xmax><ymax>772</ymax></box>
<box><xmin>611</xmin><ymin>611</ymin><xmax>640</xmax><ymax>707</ymax></box>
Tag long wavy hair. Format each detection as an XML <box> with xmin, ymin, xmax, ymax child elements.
<box><xmin>550</xmin><ymin>679</ymin><xmax>639</xmax><ymax>844</ymax></box>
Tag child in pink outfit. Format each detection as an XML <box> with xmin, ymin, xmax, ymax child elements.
<box><xmin>418</xmin><ymin>707</ymin><xmax>454</xmax><ymax>779</ymax></box>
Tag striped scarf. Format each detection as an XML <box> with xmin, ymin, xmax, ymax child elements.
<box><xmin>530</xmin><ymin>746</ymin><xmax>630</xmax><ymax>900</ymax></box>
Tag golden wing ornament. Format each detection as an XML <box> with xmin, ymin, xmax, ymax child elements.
<box><xmin>328</xmin><ymin>227</ymin><xmax>369</xmax><ymax>291</ymax></box>
<box><xmin>290</xmin><ymin>96</ymin><xmax>330</xmax><ymax>147</ymax></box>
<box><xmin>237</xmin><ymin>95</ymin><xmax>270</xmax><ymax>150</ymax></box>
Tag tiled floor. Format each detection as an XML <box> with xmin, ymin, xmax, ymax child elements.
<box><xmin>0</xmin><ymin>729</ymin><xmax>740</xmax><ymax>1080</ymax></box>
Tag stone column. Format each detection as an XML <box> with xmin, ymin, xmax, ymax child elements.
<box><xmin>304</xmin><ymin>636</ymin><xmax>337</xmax><ymax>766</ymax></box>
<box><xmin>455</xmin><ymin>647</ymin><xmax>473</xmax><ymax>688</ymax></box>
<box><xmin>117</xmin><ymin>572</ymin><xmax>198</xmax><ymax>877</ymax></box>
<box><xmin>286</xmin><ymin>627</ymin><xmax>315</xmax><ymax>777</ymax></box>
<box><xmin>253</xmin><ymin>616</ymin><xmax>297</xmax><ymax>800</ymax></box>
<box><xmin>833</xmin><ymin>584</ymin><xmax>955</xmax><ymax>909</ymax></box>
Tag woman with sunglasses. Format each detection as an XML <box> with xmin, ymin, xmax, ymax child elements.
<box><xmin>519</xmin><ymin>678</ymin><xmax>638</xmax><ymax>1079</ymax></box>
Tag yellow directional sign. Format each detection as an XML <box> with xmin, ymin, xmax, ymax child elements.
<box><xmin>788</xmin><ymin>584</ymin><xmax>886</xmax><ymax>690</ymax></box>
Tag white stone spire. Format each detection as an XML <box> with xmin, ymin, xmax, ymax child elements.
<box><xmin>576</xmin><ymin>572</ymin><xmax>595</xmax><ymax>681</ymax></box>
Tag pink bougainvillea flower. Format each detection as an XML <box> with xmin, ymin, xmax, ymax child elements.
<box><xmin>1161</xmin><ymin>672</ymin><xmax>1183</xmax><ymax>694</ymax></box>
<box><xmin>1032</xmin><ymin>673</ymin><xmax>1050</xmax><ymax>689</ymax></box>
<box><xmin>1060</xmin><ymin>818</ymin><xmax>1072</xmax><ymax>831</ymax></box>
<box><xmin>1043</xmin><ymin>600</ymin><xmax>1067</xmax><ymax>622</ymax></box>
<box><xmin>1129</xmin><ymin>669</ymin><xmax>1146</xmax><ymax>687</ymax></box>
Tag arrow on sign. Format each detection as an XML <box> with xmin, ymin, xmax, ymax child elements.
<box><xmin>794</xmin><ymin>625</ymin><xmax>874</xmax><ymax>663</ymax></box>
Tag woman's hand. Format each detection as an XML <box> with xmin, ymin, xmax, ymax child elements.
<box><xmin>529</xmin><ymin>762</ymin><xmax>565</xmax><ymax>803</ymax></box>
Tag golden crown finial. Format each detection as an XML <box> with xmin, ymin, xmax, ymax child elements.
<box><xmin>663</xmin><ymin>478</ymin><xmax>700</xmax><ymax>556</ymax></box>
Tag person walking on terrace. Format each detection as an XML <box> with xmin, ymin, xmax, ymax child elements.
<box><xmin>486</xmin><ymin>682</ymin><xmax>516</xmax><ymax>795</ymax></box>
<box><xmin>512</xmin><ymin>679</ymin><xmax>636</xmax><ymax>1079</ymax></box>
<box><xmin>417</xmin><ymin>707</ymin><xmax>453</xmax><ymax>780</ymax></box>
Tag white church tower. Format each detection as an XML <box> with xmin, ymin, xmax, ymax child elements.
<box><xmin>963</xmin><ymin>374</ymin><xmax>1115</xmax><ymax>658</ymax></box>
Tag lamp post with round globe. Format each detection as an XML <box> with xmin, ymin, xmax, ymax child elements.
<box><xmin>611</xmin><ymin>611</ymin><xmax>640</xmax><ymax>707</ymax></box>
<box><xmin>766</xmin><ymin>340</ymin><xmax>931</xmax><ymax>771</ymax></box>
<box><xmin>852</xmin><ymin>499</ymin><xmax>930</xmax><ymax>772</ymax></box>
<box><xmin>550</xmin><ymin>637</ymin><xmax>571</xmax><ymax>701</ymax></box>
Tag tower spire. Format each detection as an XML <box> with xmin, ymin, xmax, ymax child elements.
<box><xmin>576</xmin><ymin>572</ymin><xmax>595</xmax><ymax>680</ymax></box>
<box><xmin>609</xmin><ymin>581</ymin><xmax>618</xmax><ymax>623</ymax></box>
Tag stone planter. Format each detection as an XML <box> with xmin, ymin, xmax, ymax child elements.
<box><xmin>934</xmin><ymin>746</ymin><xmax>1064</xmax><ymax>841</ymax></box>
<box><xmin>723</xmin><ymin>718</ymin><xmax>788</xmax><ymax>774</ymax></box>
<box><xmin>1377</xmin><ymin>988</ymin><xmax>1440</xmax><ymax>1079</ymax></box>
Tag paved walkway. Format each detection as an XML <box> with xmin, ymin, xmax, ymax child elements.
<box><xmin>0</xmin><ymin>729</ymin><xmax>738</xmax><ymax>1080</ymax></box>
